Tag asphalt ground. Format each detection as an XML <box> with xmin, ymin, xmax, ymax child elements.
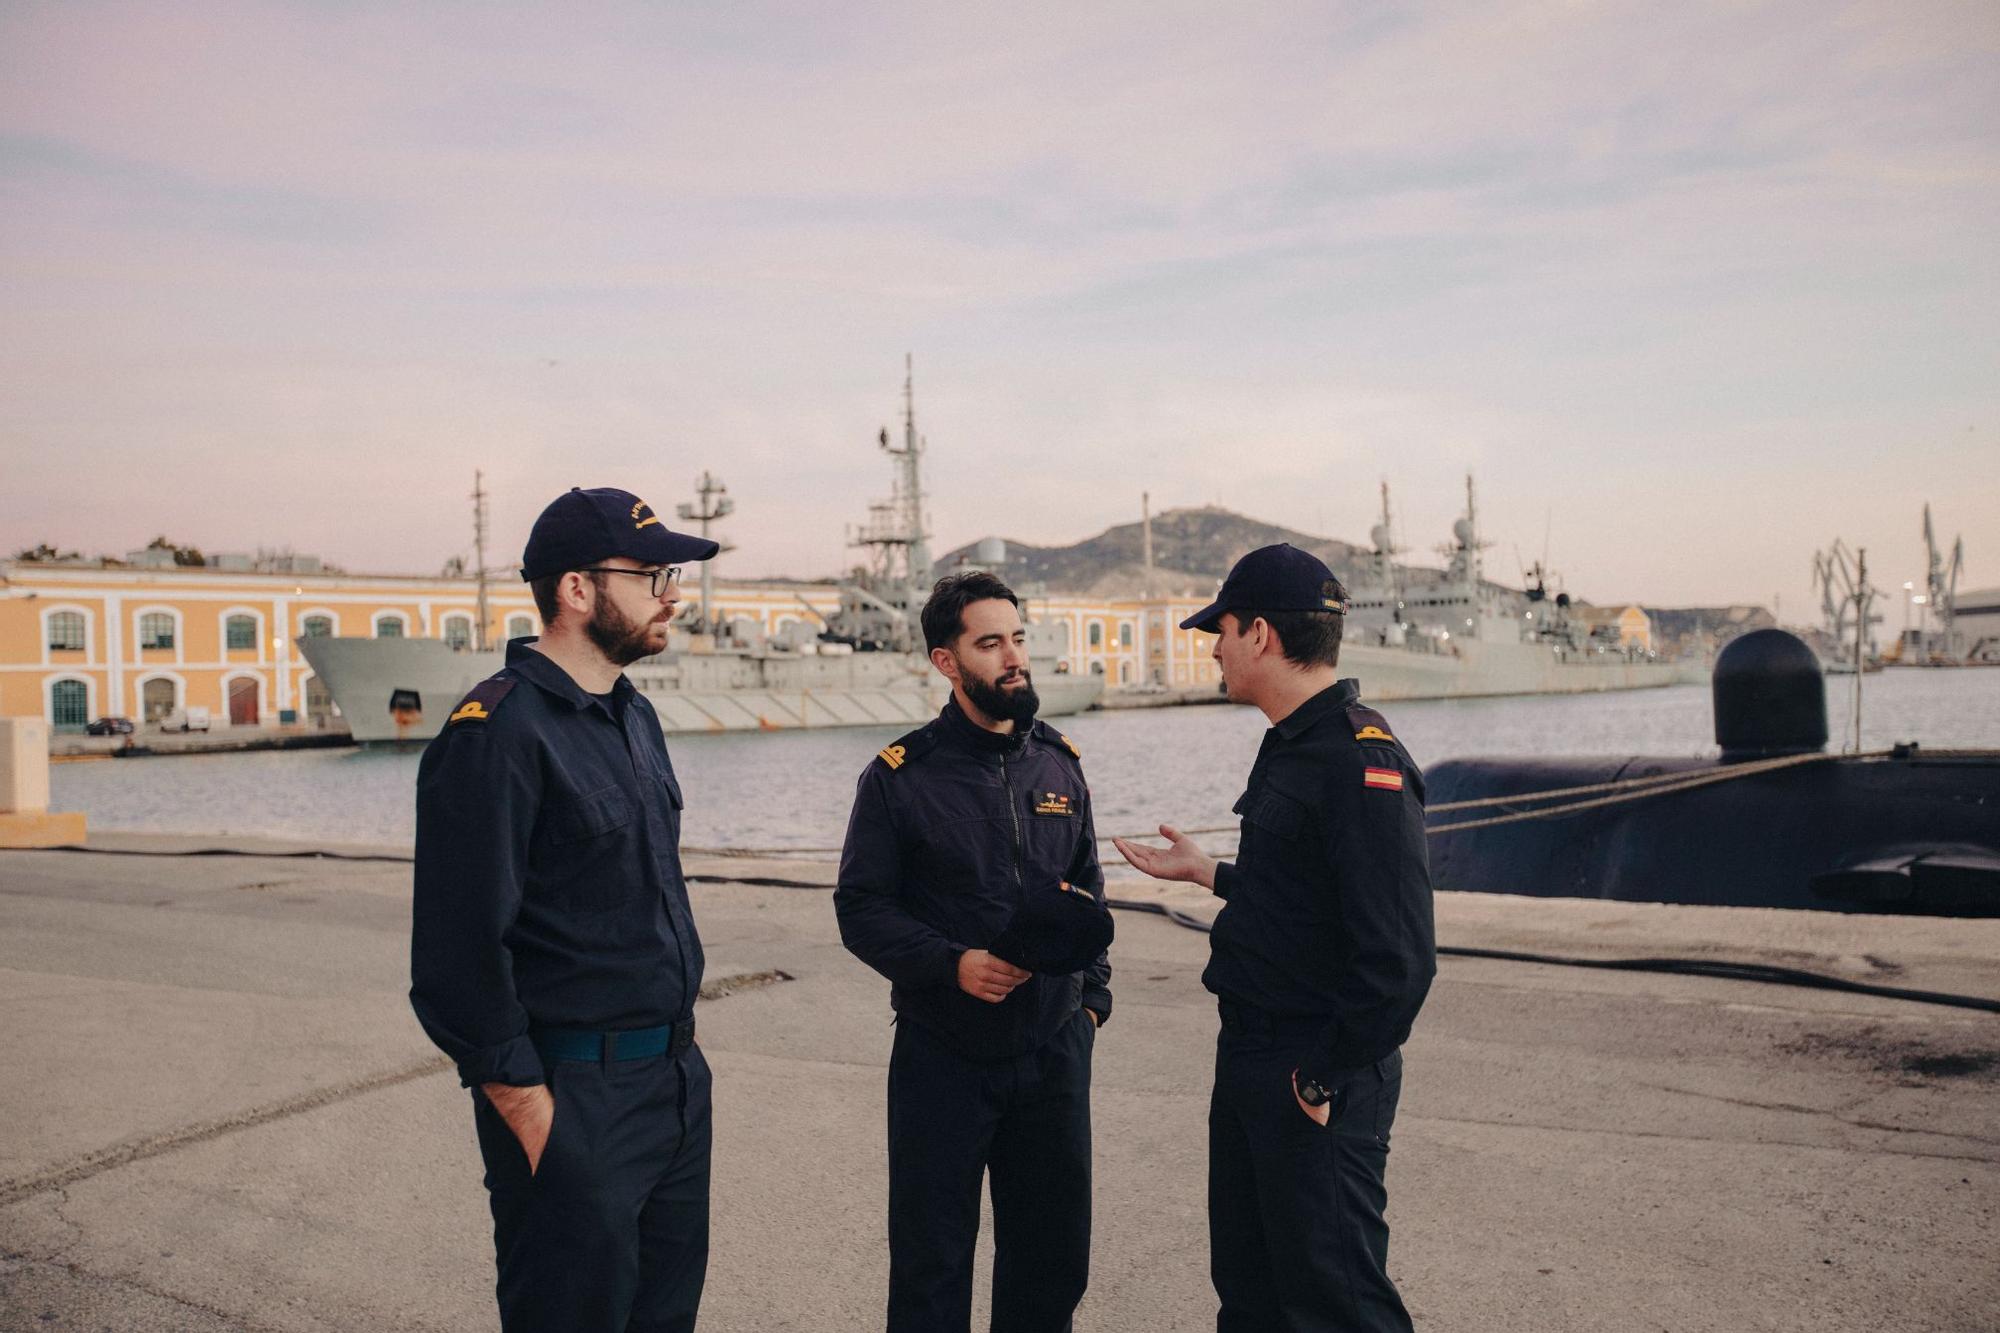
<box><xmin>2</xmin><ymin>836</ymin><xmax>1996</xmax><ymax>1332</ymax></box>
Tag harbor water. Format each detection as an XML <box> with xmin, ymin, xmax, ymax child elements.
<box><xmin>49</xmin><ymin>670</ymin><xmax>2000</xmax><ymax>852</ymax></box>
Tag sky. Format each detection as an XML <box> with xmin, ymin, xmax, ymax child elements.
<box><xmin>2</xmin><ymin>1</ymin><xmax>1995</xmax><ymax>622</ymax></box>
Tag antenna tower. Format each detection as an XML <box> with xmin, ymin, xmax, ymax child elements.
<box><xmin>677</xmin><ymin>472</ymin><xmax>734</xmax><ymax>636</ymax></box>
<box><xmin>472</xmin><ymin>470</ymin><xmax>491</xmax><ymax>651</ymax></box>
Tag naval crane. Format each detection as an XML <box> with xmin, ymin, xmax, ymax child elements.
<box><xmin>1917</xmin><ymin>503</ymin><xmax>1966</xmax><ymax>665</ymax></box>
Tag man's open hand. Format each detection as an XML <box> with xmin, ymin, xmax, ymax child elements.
<box><xmin>958</xmin><ymin>949</ymin><xmax>1031</xmax><ymax>1003</ymax></box>
<box><xmin>1112</xmin><ymin>825</ymin><xmax>1219</xmax><ymax>891</ymax></box>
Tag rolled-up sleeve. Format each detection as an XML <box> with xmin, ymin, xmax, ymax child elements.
<box><xmin>834</xmin><ymin>765</ymin><xmax>963</xmax><ymax>991</ymax></box>
<box><xmin>411</xmin><ymin>726</ymin><xmax>545</xmax><ymax>1088</ymax></box>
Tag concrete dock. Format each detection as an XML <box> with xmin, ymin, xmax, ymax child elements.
<box><xmin>2</xmin><ymin>836</ymin><xmax>1996</xmax><ymax>1331</ymax></box>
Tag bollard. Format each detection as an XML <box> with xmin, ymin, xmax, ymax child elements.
<box><xmin>0</xmin><ymin>718</ymin><xmax>87</xmax><ymax>848</ymax></box>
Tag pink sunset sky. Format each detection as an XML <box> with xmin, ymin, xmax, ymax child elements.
<box><xmin>3</xmin><ymin>1</ymin><xmax>1995</xmax><ymax>617</ymax></box>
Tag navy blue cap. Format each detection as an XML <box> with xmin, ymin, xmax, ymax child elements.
<box><xmin>519</xmin><ymin>487</ymin><xmax>720</xmax><ymax>582</ymax></box>
<box><xmin>1179</xmin><ymin>543</ymin><xmax>1348</xmax><ymax>632</ymax></box>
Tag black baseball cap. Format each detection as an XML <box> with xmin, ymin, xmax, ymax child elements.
<box><xmin>1179</xmin><ymin>543</ymin><xmax>1348</xmax><ymax>632</ymax></box>
<box><xmin>519</xmin><ymin>487</ymin><xmax>720</xmax><ymax>582</ymax></box>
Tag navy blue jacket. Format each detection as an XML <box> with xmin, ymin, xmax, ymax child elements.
<box><xmin>410</xmin><ymin>639</ymin><xmax>703</xmax><ymax>1089</ymax></box>
<box><xmin>835</xmin><ymin>700</ymin><xmax>1112</xmax><ymax>1060</ymax></box>
<box><xmin>1203</xmin><ymin>678</ymin><xmax>1436</xmax><ymax>1086</ymax></box>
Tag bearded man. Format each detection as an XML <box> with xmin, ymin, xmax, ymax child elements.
<box><xmin>835</xmin><ymin>571</ymin><xmax>1114</xmax><ymax>1333</ymax></box>
<box><xmin>411</xmin><ymin>486</ymin><xmax>718</xmax><ymax>1332</ymax></box>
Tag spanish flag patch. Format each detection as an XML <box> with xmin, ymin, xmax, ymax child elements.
<box><xmin>1362</xmin><ymin>767</ymin><xmax>1404</xmax><ymax>792</ymax></box>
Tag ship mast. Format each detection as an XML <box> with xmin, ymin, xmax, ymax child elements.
<box><xmin>1371</xmin><ymin>480</ymin><xmax>1402</xmax><ymax>623</ymax></box>
<box><xmin>472</xmin><ymin>470</ymin><xmax>491</xmax><ymax>651</ymax></box>
<box><xmin>677</xmin><ymin>471</ymin><xmax>734</xmax><ymax>636</ymax></box>
<box><xmin>846</xmin><ymin>354</ymin><xmax>934</xmax><ymax>650</ymax></box>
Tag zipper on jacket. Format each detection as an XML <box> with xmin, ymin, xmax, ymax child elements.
<box><xmin>999</xmin><ymin>752</ymin><xmax>1026</xmax><ymax>892</ymax></box>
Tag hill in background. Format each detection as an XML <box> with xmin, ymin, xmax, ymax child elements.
<box><xmin>939</xmin><ymin>505</ymin><xmax>1773</xmax><ymax>655</ymax></box>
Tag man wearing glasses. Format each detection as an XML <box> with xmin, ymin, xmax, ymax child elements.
<box><xmin>411</xmin><ymin>486</ymin><xmax>718</xmax><ymax>1332</ymax></box>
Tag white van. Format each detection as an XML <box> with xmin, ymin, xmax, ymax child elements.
<box><xmin>161</xmin><ymin>706</ymin><xmax>212</xmax><ymax>733</ymax></box>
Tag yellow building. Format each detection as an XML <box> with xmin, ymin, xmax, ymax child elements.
<box><xmin>0</xmin><ymin>558</ymin><xmax>847</xmax><ymax>732</ymax></box>
<box><xmin>1573</xmin><ymin>604</ymin><xmax>1655</xmax><ymax>653</ymax></box>
<box><xmin>2</xmin><ymin>553</ymin><xmax>1220</xmax><ymax>732</ymax></box>
<box><xmin>1031</xmin><ymin>593</ymin><xmax>1223</xmax><ymax>688</ymax></box>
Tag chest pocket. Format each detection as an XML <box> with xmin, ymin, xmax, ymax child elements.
<box><xmin>1235</xmin><ymin>787</ymin><xmax>1309</xmax><ymax>840</ymax></box>
<box><xmin>549</xmin><ymin>785</ymin><xmax>631</xmax><ymax>844</ymax></box>
<box><xmin>543</xmin><ymin>785</ymin><xmax>634</xmax><ymax>912</ymax></box>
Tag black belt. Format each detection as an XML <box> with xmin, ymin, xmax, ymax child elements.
<box><xmin>533</xmin><ymin>1018</ymin><xmax>695</xmax><ymax>1065</ymax></box>
<box><xmin>1217</xmin><ymin>999</ymin><xmax>1328</xmax><ymax>1038</ymax></box>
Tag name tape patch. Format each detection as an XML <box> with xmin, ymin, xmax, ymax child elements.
<box><xmin>1035</xmin><ymin>792</ymin><xmax>1074</xmax><ymax>816</ymax></box>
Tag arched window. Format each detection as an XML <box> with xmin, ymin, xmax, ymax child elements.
<box><xmin>507</xmin><ymin>615</ymin><xmax>534</xmax><ymax>639</ymax></box>
<box><xmin>305</xmin><ymin>674</ymin><xmax>334</xmax><ymax>723</ymax></box>
<box><xmin>375</xmin><ymin>614</ymin><xmax>406</xmax><ymax>639</ymax></box>
<box><xmin>225</xmin><ymin>615</ymin><xmax>258</xmax><ymax>650</ymax></box>
<box><xmin>50</xmin><ymin>679</ymin><xmax>89</xmax><ymax>729</ymax></box>
<box><xmin>139</xmin><ymin>613</ymin><xmax>175</xmax><ymax>649</ymax></box>
<box><xmin>1119</xmin><ymin>622</ymin><xmax>1133</xmax><ymax>649</ymax></box>
<box><xmin>1088</xmin><ymin>622</ymin><xmax>1103</xmax><ymax>648</ymax></box>
<box><xmin>142</xmin><ymin>677</ymin><xmax>178</xmax><ymax>721</ymax></box>
<box><xmin>442</xmin><ymin>615</ymin><xmax>473</xmax><ymax>650</ymax></box>
<box><xmin>226</xmin><ymin>675</ymin><xmax>261</xmax><ymax>726</ymax></box>
<box><xmin>301</xmin><ymin>615</ymin><xmax>333</xmax><ymax>638</ymax></box>
<box><xmin>47</xmin><ymin>611</ymin><xmax>86</xmax><ymax>651</ymax></box>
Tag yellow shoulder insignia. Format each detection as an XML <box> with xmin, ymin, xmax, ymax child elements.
<box><xmin>446</xmin><ymin>677</ymin><xmax>515</xmax><ymax>725</ymax></box>
<box><xmin>1354</xmin><ymin>725</ymin><xmax>1395</xmax><ymax>743</ymax></box>
<box><xmin>1060</xmin><ymin>733</ymin><xmax>1081</xmax><ymax>759</ymax></box>
<box><xmin>878</xmin><ymin>744</ymin><xmax>907</xmax><ymax>770</ymax></box>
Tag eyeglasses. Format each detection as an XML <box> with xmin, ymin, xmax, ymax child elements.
<box><xmin>577</xmin><ymin>566</ymin><xmax>682</xmax><ymax>598</ymax></box>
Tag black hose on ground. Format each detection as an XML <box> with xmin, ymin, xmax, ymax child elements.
<box><xmin>25</xmin><ymin>846</ymin><xmax>1998</xmax><ymax>1014</ymax></box>
<box><xmin>1106</xmin><ymin>896</ymin><xmax>2000</xmax><ymax>1015</ymax></box>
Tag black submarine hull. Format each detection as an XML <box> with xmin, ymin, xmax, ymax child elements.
<box><xmin>1425</xmin><ymin>748</ymin><xmax>2000</xmax><ymax>915</ymax></box>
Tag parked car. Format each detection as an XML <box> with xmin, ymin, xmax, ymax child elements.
<box><xmin>85</xmin><ymin>716</ymin><xmax>136</xmax><ymax>736</ymax></box>
<box><xmin>160</xmin><ymin>707</ymin><xmax>212</xmax><ymax>733</ymax></box>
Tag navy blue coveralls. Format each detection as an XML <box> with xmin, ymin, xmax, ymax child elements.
<box><xmin>835</xmin><ymin>700</ymin><xmax>1113</xmax><ymax>1333</ymax></box>
<box><xmin>1204</xmin><ymin>679</ymin><xmax>1435</xmax><ymax>1333</ymax></box>
<box><xmin>412</xmin><ymin>639</ymin><xmax>710</xmax><ymax>1333</ymax></box>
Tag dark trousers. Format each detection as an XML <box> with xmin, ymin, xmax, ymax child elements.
<box><xmin>1209</xmin><ymin>1027</ymin><xmax>1411</xmax><ymax>1333</ymax></box>
<box><xmin>472</xmin><ymin>1044</ymin><xmax>712</xmax><ymax>1333</ymax></box>
<box><xmin>886</xmin><ymin>1007</ymin><xmax>1096</xmax><ymax>1333</ymax></box>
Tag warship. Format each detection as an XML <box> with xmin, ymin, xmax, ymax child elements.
<box><xmin>299</xmin><ymin>364</ymin><xmax>1103</xmax><ymax>743</ymax></box>
<box><xmin>1325</xmin><ymin>478</ymin><xmax>1699</xmax><ymax>701</ymax></box>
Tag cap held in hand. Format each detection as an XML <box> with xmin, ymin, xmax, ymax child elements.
<box><xmin>987</xmin><ymin>879</ymin><xmax>1115</xmax><ymax>977</ymax></box>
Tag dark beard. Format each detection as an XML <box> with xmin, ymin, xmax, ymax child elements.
<box><xmin>586</xmin><ymin>597</ymin><xmax>661</xmax><ymax>667</ymax></box>
<box><xmin>960</xmin><ymin>665</ymin><xmax>1040</xmax><ymax>725</ymax></box>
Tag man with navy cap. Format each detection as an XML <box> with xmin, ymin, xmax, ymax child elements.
<box><xmin>411</xmin><ymin>486</ymin><xmax>720</xmax><ymax>1333</ymax></box>
<box><xmin>1114</xmin><ymin>543</ymin><xmax>1435</xmax><ymax>1333</ymax></box>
